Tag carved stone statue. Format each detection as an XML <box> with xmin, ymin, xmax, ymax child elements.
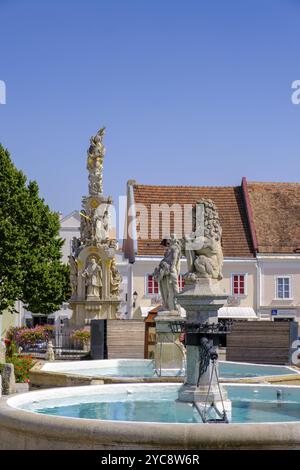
<box><xmin>110</xmin><ymin>258</ymin><xmax>122</xmax><ymax>298</ymax></box>
<box><xmin>87</xmin><ymin>127</ymin><xmax>106</xmax><ymax>160</ymax></box>
<box><xmin>45</xmin><ymin>341</ymin><xmax>55</xmax><ymax>362</ymax></box>
<box><xmin>184</xmin><ymin>199</ymin><xmax>223</xmax><ymax>282</ymax></box>
<box><xmin>80</xmin><ymin>210</ymin><xmax>92</xmax><ymax>243</ymax></box>
<box><xmin>88</xmin><ymin>159</ymin><xmax>103</xmax><ymax>196</ymax></box>
<box><xmin>92</xmin><ymin>204</ymin><xmax>110</xmax><ymax>243</ymax></box>
<box><xmin>82</xmin><ymin>257</ymin><xmax>102</xmax><ymax>299</ymax></box>
<box><xmin>153</xmin><ymin>235</ymin><xmax>181</xmax><ymax>311</ymax></box>
<box><xmin>87</xmin><ymin>127</ymin><xmax>106</xmax><ymax>196</ymax></box>
<box><xmin>71</xmin><ymin>237</ymin><xmax>81</xmax><ymax>258</ymax></box>
<box><xmin>69</xmin><ymin>255</ymin><xmax>78</xmax><ymax>298</ymax></box>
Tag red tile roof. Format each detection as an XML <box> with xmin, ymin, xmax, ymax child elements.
<box><xmin>247</xmin><ymin>182</ymin><xmax>300</xmax><ymax>253</ymax></box>
<box><xmin>132</xmin><ymin>184</ymin><xmax>254</xmax><ymax>258</ymax></box>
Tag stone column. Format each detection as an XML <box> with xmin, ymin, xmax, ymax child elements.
<box><xmin>176</xmin><ymin>279</ymin><xmax>231</xmax><ymax>419</ymax></box>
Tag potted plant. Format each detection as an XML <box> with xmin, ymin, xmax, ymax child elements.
<box><xmin>70</xmin><ymin>328</ymin><xmax>91</xmax><ymax>351</ymax></box>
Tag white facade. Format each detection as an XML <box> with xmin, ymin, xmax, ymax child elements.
<box><xmin>129</xmin><ymin>256</ymin><xmax>258</xmax><ymax>319</ymax></box>
<box><xmin>256</xmin><ymin>254</ymin><xmax>300</xmax><ymax>327</ymax></box>
<box><xmin>60</xmin><ymin>211</ymin><xmax>81</xmax><ymax>263</ymax></box>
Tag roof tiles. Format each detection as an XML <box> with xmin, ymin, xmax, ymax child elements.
<box><xmin>133</xmin><ymin>184</ymin><xmax>254</xmax><ymax>258</ymax></box>
<box><xmin>247</xmin><ymin>182</ymin><xmax>300</xmax><ymax>253</ymax></box>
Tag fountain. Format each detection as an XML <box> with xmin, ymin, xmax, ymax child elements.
<box><xmin>152</xmin><ymin>199</ymin><xmax>232</xmax><ymax>422</ymax></box>
<box><xmin>175</xmin><ymin>199</ymin><xmax>232</xmax><ymax>422</ymax></box>
<box><xmin>1</xmin><ymin>132</ymin><xmax>300</xmax><ymax>449</ymax></box>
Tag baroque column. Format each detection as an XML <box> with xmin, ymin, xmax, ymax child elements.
<box><xmin>69</xmin><ymin>127</ymin><xmax>121</xmax><ymax>328</ymax></box>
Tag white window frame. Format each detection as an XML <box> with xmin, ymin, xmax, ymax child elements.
<box><xmin>230</xmin><ymin>273</ymin><xmax>248</xmax><ymax>297</ymax></box>
<box><xmin>275</xmin><ymin>276</ymin><xmax>293</xmax><ymax>300</ymax></box>
<box><xmin>145</xmin><ymin>273</ymin><xmax>159</xmax><ymax>297</ymax></box>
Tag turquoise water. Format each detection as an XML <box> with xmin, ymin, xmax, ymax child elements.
<box><xmin>27</xmin><ymin>384</ymin><xmax>300</xmax><ymax>424</ymax></box>
<box><xmin>219</xmin><ymin>362</ymin><xmax>296</xmax><ymax>379</ymax></box>
<box><xmin>36</xmin><ymin>398</ymin><xmax>300</xmax><ymax>423</ymax></box>
<box><xmin>61</xmin><ymin>361</ymin><xmax>297</xmax><ymax>379</ymax></box>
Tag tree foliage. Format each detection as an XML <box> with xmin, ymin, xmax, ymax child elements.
<box><xmin>0</xmin><ymin>144</ymin><xmax>70</xmax><ymax>314</ymax></box>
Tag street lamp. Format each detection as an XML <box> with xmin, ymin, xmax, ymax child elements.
<box><xmin>133</xmin><ymin>291</ymin><xmax>138</xmax><ymax>308</ymax></box>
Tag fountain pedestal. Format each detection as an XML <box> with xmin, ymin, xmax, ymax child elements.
<box><xmin>154</xmin><ymin>310</ymin><xmax>185</xmax><ymax>373</ymax></box>
<box><xmin>176</xmin><ymin>278</ymin><xmax>232</xmax><ymax>420</ymax></box>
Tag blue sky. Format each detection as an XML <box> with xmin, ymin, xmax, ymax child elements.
<box><xmin>1</xmin><ymin>0</ymin><xmax>300</xmax><ymax>217</ymax></box>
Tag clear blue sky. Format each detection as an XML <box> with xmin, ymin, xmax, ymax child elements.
<box><xmin>1</xmin><ymin>0</ymin><xmax>300</xmax><ymax>216</ymax></box>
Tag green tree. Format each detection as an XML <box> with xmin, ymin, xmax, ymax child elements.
<box><xmin>0</xmin><ymin>144</ymin><xmax>70</xmax><ymax>314</ymax></box>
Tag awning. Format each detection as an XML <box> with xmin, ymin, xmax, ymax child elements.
<box><xmin>147</xmin><ymin>304</ymin><xmax>186</xmax><ymax>318</ymax></box>
<box><xmin>47</xmin><ymin>310</ymin><xmax>72</xmax><ymax>320</ymax></box>
<box><xmin>218</xmin><ymin>307</ymin><xmax>257</xmax><ymax>320</ymax></box>
<box><xmin>138</xmin><ymin>306</ymin><xmax>155</xmax><ymax>318</ymax></box>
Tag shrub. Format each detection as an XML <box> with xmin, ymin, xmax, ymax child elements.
<box><xmin>8</xmin><ymin>354</ymin><xmax>34</xmax><ymax>383</ymax></box>
<box><xmin>4</xmin><ymin>337</ymin><xmax>17</xmax><ymax>359</ymax></box>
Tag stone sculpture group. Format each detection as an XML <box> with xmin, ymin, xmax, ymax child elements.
<box><xmin>153</xmin><ymin>199</ymin><xmax>224</xmax><ymax>312</ymax></box>
<box><xmin>68</xmin><ymin>128</ymin><xmax>122</xmax><ymax>325</ymax></box>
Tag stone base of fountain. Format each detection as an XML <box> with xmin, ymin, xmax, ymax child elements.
<box><xmin>155</xmin><ymin>312</ymin><xmax>186</xmax><ymax>373</ymax></box>
<box><xmin>178</xmin><ymin>383</ymin><xmax>232</xmax><ymax>422</ymax></box>
<box><xmin>176</xmin><ymin>278</ymin><xmax>232</xmax><ymax>422</ymax></box>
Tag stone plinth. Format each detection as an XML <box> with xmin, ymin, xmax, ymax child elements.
<box><xmin>70</xmin><ymin>242</ymin><xmax>120</xmax><ymax>328</ymax></box>
<box><xmin>69</xmin><ymin>299</ymin><xmax>120</xmax><ymax>328</ymax></box>
<box><xmin>1</xmin><ymin>363</ymin><xmax>16</xmax><ymax>395</ymax></box>
<box><xmin>155</xmin><ymin>311</ymin><xmax>185</xmax><ymax>372</ymax></box>
<box><xmin>176</xmin><ymin>278</ymin><xmax>231</xmax><ymax>419</ymax></box>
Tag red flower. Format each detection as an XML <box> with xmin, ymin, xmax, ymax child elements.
<box><xmin>4</xmin><ymin>338</ymin><xmax>11</xmax><ymax>345</ymax></box>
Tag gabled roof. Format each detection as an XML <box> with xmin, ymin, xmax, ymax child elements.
<box><xmin>129</xmin><ymin>183</ymin><xmax>254</xmax><ymax>258</ymax></box>
<box><xmin>246</xmin><ymin>181</ymin><xmax>300</xmax><ymax>253</ymax></box>
<box><xmin>60</xmin><ymin>211</ymin><xmax>81</xmax><ymax>229</ymax></box>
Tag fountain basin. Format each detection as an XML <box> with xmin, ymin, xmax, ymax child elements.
<box><xmin>1</xmin><ymin>383</ymin><xmax>300</xmax><ymax>449</ymax></box>
<box><xmin>29</xmin><ymin>359</ymin><xmax>300</xmax><ymax>389</ymax></box>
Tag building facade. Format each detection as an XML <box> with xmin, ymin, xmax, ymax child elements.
<box><xmin>245</xmin><ymin>180</ymin><xmax>300</xmax><ymax>325</ymax></box>
<box><xmin>123</xmin><ymin>178</ymin><xmax>300</xmax><ymax>331</ymax></box>
<box><xmin>123</xmin><ymin>179</ymin><xmax>258</xmax><ymax>320</ymax></box>
<box><xmin>4</xmin><ymin>177</ymin><xmax>298</xmax><ymax>339</ymax></box>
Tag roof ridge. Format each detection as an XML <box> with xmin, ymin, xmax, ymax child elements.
<box><xmin>134</xmin><ymin>183</ymin><xmax>239</xmax><ymax>189</ymax></box>
<box><xmin>248</xmin><ymin>181</ymin><xmax>300</xmax><ymax>185</ymax></box>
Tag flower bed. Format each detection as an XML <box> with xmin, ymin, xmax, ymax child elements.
<box><xmin>6</xmin><ymin>325</ymin><xmax>54</xmax><ymax>349</ymax></box>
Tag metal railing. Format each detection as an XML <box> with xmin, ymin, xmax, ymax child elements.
<box><xmin>20</xmin><ymin>331</ymin><xmax>91</xmax><ymax>359</ymax></box>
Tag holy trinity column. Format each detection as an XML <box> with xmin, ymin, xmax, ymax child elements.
<box><xmin>68</xmin><ymin>127</ymin><xmax>122</xmax><ymax>328</ymax></box>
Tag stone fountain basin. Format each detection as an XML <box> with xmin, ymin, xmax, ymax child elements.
<box><xmin>29</xmin><ymin>359</ymin><xmax>300</xmax><ymax>389</ymax></box>
<box><xmin>1</xmin><ymin>383</ymin><xmax>300</xmax><ymax>450</ymax></box>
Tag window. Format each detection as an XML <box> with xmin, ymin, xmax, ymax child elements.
<box><xmin>178</xmin><ymin>274</ymin><xmax>185</xmax><ymax>291</ymax></box>
<box><xmin>231</xmin><ymin>274</ymin><xmax>246</xmax><ymax>296</ymax></box>
<box><xmin>146</xmin><ymin>274</ymin><xmax>185</xmax><ymax>295</ymax></box>
<box><xmin>276</xmin><ymin>277</ymin><xmax>291</xmax><ymax>299</ymax></box>
<box><xmin>146</xmin><ymin>275</ymin><xmax>159</xmax><ymax>295</ymax></box>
